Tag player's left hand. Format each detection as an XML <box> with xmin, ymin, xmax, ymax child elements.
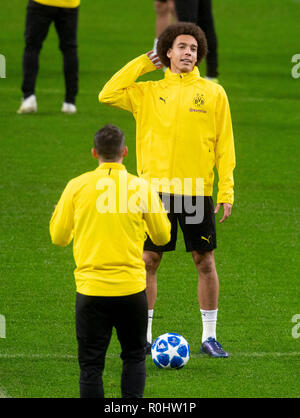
<box><xmin>214</xmin><ymin>203</ymin><xmax>232</xmax><ymax>223</ymax></box>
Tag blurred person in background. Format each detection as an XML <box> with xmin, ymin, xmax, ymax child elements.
<box><xmin>174</xmin><ymin>0</ymin><xmax>219</xmax><ymax>81</ymax></box>
<box><xmin>153</xmin><ymin>0</ymin><xmax>177</xmax><ymax>54</ymax></box>
<box><xmin>17</xmin><ymin>0</ymin><xmax>79</xmax><ymax>115</ymax></box>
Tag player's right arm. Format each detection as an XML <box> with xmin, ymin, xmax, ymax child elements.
<box><xmin>98</xmin><ymin>53</ymin><xmax>161</xmax><ymax>113</ymax></box>
<box><xmin>49</xmin><ymin>180</ymin><xmax>75</xmax><ymax>247</ymax></box>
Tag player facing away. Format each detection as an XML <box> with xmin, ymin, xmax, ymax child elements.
<box><xmin>99</xmin><ymin>22</ymin><xmax>236</xmax><ymax>358</ymax></box>
<box><xmin>50</xmin><ymin>124</ymin><xmax>171</xmax><ymax>398</ymax></box>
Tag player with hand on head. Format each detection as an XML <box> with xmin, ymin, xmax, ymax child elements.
<box><xmin>99</xmin><ymin>22</ymin><xmax>235</xmax><ymax>358</ymax></box>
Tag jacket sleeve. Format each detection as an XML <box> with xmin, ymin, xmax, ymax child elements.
<box><xmin>143</xmin><ymin>186</ymin><xmax>171</xmax><ymax>246</ymax></box>
<box><xmin>98</xmin><ymin>54</ymin><xmax>157</xmax><ymax>114</ymax></box>
<box><xmin>49</xmin><ymin>180</ymin><xmax>75</xmax><ymax>247</ymax></box>
<box><xmin>214</xmin><ymin>86</ymin><xmax>236</xmax><ymax>205</ymax></box>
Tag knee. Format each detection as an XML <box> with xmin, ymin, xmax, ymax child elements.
<box><xmin>25</xmin><ymin>38</ymin><xmax>43</xmax><ymax>52</ymax></box>
<box><xmin>121</xmin><ymin>347</ymin><xmax>146</xmax><ymax>364</ymax></box>
<box><xmin>59</xmin><ymin>40</ymin><xmax>77</xmax><ymax>53</ymax></box>
<box><xmin>143</xmin><ymin>251</ymin><xmax>161</xmax><ymax>274</ymax></box>
<box><xmin>193</xmin><ymin>251</ymin><xmax>215</xmax><ymax>275</ymax></box>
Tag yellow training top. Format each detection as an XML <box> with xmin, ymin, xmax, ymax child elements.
<box><xmin>50</xmin><ymin>163</ymin><xmax>171</xmax><ymax>297</ymax></box>
<box><xmin>99</xmin><ymin>54</ymin><xmax>236</xmax><ymax>204</ymax></box>
<box><xmin>34</xmin><ymin>0</ymin><xmax>80</xmax><ymax>8</ymax></box>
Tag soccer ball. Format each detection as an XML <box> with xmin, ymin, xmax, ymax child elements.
<box><xmin>151</xmin><ymin>332</ymin><xmax>190</xmax><ymax>369</ymax></box>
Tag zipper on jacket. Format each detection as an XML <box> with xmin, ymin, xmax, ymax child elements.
<box><xmin>171</xmin><ymin>75</ymin><xmax>184</xmax><ymax>180</ymax></box>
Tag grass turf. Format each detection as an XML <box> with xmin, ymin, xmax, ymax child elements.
<box><xmin>0</xmin><ymin>0</ymin><xmax>300</xmax><ymax>398</ymax></box>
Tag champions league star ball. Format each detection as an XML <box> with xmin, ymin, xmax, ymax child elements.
<box><xmin>151</xmin><ymin>333</ymin><xmax>190</xmax><ymax>369</ymax></box>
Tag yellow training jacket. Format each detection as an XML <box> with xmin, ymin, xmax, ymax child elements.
<box><xmin>50</xmin><ymin>163</ymin><xmax>171</xmax><ymax>296</ymax></box>
<box><xmin>99</xmin><ymin>55</ymin><xmax>235</xmax><ymax>204</ymax></box>
<box><xmin>34</xmin><ymin>0</ymin><xmax>80</xmax><ymax>8</ymax></box>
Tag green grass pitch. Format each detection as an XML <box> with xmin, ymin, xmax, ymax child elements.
<box><xmin>0</xmin><ymin>0</ymin><xmax>300</xmax><ymax>398</ymax></box>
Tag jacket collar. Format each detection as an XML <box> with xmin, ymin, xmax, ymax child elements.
<box><xmin>163</xmin><ymin>66</ymin><xmax>201</xmax><ymax>85</ymax></box>
<box><xmin>97</xmin><ymin>162</ymin><xmax>126</xmax><ymax>171</ymax></box>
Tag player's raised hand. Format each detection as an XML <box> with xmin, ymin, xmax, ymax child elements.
<box><xmin>214</xmin><ymin>203</ymin><xmax>232</xmax><ymax>223</ymax></box>
<box><xmin>146</xmin><ymin>50</ymin><xmax>163</xmax><ymax>69</ymax></box>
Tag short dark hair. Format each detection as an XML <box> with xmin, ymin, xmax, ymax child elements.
<box><xmin>94</xmin><ymin>124</ymin><xmax>125</xmax><ymax>161</ymax></box>
<box><xmin>157</xmin><ymin>22</ymin><xmax>208</xmax><ymax>68</ymax></box>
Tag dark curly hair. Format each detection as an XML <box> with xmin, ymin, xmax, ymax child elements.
<box><xmin>157</xmin><ymin>22</ymin><xmax>208</xmax><ymax>68</ymax></box>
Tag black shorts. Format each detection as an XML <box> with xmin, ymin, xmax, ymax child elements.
<box><xmin>156</xmin><ymin>0</ymin><xmax>167</xmax><ymax>2</ymax></box>
<box><xmin>144</xmin><ymin>194</ymin><xmax>217</xmax><ymax>253</ymax></box>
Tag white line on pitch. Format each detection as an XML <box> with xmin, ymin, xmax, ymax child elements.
<box><xmin>0</xmin><ymin>353</ymin><xmax>77</xmax><ymax>359</ymax></box>
<box><xmin>233</xmin><ymin>352</ymin><xmax>300</xmax><ymax>357</ymax></box>
<box><xmin>193</xmin><ymin>352</ymin><xmax>300</xmax><ymax>358</ymax></box>
<box><xmin>0</xmin><ymin>352</ymin><xmax>300</xmax><ymax>360</ymax></box>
